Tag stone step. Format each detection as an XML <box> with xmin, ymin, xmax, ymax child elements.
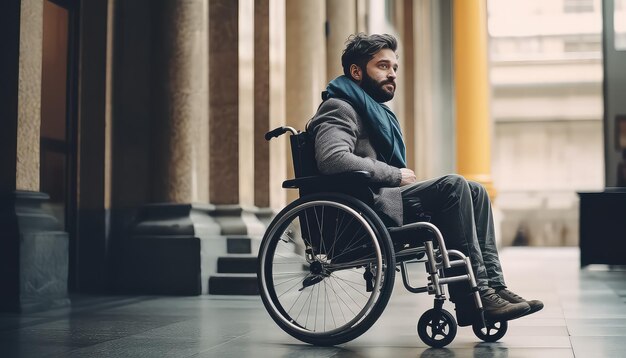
<box><xmin>217</xmin><ymin>255</ymin><xmax>258</xmax><ymax>274</ymax></box>
<box><xmin>208</xmin><ymin>273</ymin><xmax>259</xmax><ymax>295</ymax></box>
<box><xmin>226</xmin><ymin>236</ymin><xmax>261</xmax><ymax>254</ymax></box>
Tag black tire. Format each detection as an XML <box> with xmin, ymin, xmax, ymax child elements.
<box><xmin>417</xmin><ymin>308</ymin><xmax>457</xmax><ymax>348</ymax></box>
<box><xmin>257</xmin><ymin>193</ymin><xmax>396</xmax><ymax>346</ymax></box>
<box><xmin>472</xmin><ymin>320</ymin><xmax>508</xmax><ymax>342</ymax></box>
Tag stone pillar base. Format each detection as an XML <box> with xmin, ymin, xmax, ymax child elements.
<box><xmin>255</xmin><ymin>206</ymin><xmax>276</xmax><ymax>228</ymax></box>
<box><xmin>0</xmin><ymin>191</ymin><xmax>70</xmax><ymax>313</ymax></box>
<box><xmin>211</xmin><ymin>204</ymin><xmax>266</xmax><ymax>236</ymax></box>
<box><xmin>122</xmin><ymin>203</ymin><xmax>221</xmax><ymax>295</ymax></box>
<box><xmin>122</xmin><ymin>203</ymin><xmax>268</xmax><ymax>295</ymax></box>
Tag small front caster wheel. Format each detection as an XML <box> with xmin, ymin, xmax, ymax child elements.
<box><xmin>472</xmin><ymin>320</ymin><xmax>508</xmax><ymax>342</ymax></box>
<box><xmin>417</xmin><ymin>308</ymin><xmax>457</xmax><ymax>348</ymax></box>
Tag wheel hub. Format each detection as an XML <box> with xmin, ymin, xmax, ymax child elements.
<box><xmin>310</xmin><ymin>261</ymin><xmax>323</xmax><ymax>275</ymax></box>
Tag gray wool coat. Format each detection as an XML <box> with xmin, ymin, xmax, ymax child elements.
<box><xmin>308</xmin><ymin>98</ymin><xmax>404</xmax><ymax>226</ymax></box>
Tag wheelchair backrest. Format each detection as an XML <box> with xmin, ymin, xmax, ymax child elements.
<box><xmin>289</xmin><ymin>131</ymin><xmax>318</xmax><ymax>178</ymax></box>
<box><xmin>289</xmin><ymin>131</ymin><xmax>336</xmax><ymax>254</ymax></box>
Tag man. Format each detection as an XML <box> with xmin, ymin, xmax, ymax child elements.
<box><xmin>307</xmin><ymin>33</ymin><xmax>543</xmax><ymax>323</ymax></box>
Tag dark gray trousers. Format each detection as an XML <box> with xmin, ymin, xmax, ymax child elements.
<box><xmin>400</xmin><ymin>174</ymin><xmax>506</xmax><ymax>296</ymax></box>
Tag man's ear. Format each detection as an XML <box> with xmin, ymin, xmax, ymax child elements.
<box><xmin>349</xmin><ymin>64</ymin><xmax>362</xmax><ymax>82</ymax></box>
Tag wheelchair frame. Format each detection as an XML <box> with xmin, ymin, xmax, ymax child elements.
<box><xmin>257</xmin><ymin>126</ymin><xmax>507</xmax><ymax>347</ymax></box>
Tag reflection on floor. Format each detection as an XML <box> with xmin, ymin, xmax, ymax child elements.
<box><xmin>1</xmin><ymin>248</ymin><xmax>625</xmax><ymax>358</ymax></box>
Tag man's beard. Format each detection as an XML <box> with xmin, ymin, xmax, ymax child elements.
<box><xmin>361</xmin><ymin>71</ymin><xmax>395</xmax><ymax>103</ymax></box>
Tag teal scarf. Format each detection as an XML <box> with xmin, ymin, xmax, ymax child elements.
<box><xmin>322</xmin><ymin>75</ymin><xmax>407</xmax><ymax>168</ymax></box>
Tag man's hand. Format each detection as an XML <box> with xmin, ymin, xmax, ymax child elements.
<box><xmin>399</xmin><ymin>168</ymin><xmax>417</xmax><ymax>186</ymax></box>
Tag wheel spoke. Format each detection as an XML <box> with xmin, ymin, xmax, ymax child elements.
<box><xmin>314</xmin><ymin>281</ymin><xmax>320</xmax><ymax>332</ymax></box>
<box><xmin>278</xmin><ymin>272</ymin><xmax>311</xmax><ymax>298</ymax></box>
<box><xmin>303</xmin><ymin>208</ymin><xmax>315</xmax><ymax>250</ymax></box>
<box><xmin>333</xmin><ymin>230</ymin><xmax>368</xmax><ymax>259</ymax></box>
<box><xmin>273</xmin><ymin>272</ymin><xmax>308</xmax><ymax>287</ymax></box>
<box><xmin>330</xmin><ymin>275</ymin><xmax>369</xmax><ymax>299</ymax></box>
<box><xmin>327</xmin><ymin>278</ymin><xmax>348</xmax><ymax>323</ymax></box>
<box><xmin>313</xmin><ymin>206</ymin><xmax>328</xmax><ymax>263</ymax></box>
<box><xmin>296</xmin><ymin>284</ymin><xmax>316</xmax><ymax>323</ymax></box>
<box><xmin>330</xmin><ymin>276</ymin><xmax>360</xmax><ymax>315</ymax></box>
<box><xmin>305</xmin><ymin>282</ymin><xmax>315</xmax><ymax>328</ymax></box>
<box><xmin>325</xmin><ymin>237</ymin><xmax>369</xmax><ymax>262</ymax></box>
<box><xmin>327</xmin><ymin>209</ymin><xmax>344</xmax><ymax>260</ymax></box>
<box><xmin>323</xmin><ymin>281</ymin><xmax>337</xmax><ymax>330</ymax></box>
<box><xmin>286</xmin><ymin>283</ymin><xmax>309</xmax><ymax>316</ymax></box>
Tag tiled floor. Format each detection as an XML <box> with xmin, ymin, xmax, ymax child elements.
<box><xmin>1</xmin><ymin>248</ymin><xmax>625</xmax><ymax>358</ymax></box>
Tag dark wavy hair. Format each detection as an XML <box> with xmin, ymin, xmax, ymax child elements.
<box><xmin>341</xmin><ymin>33</ymin><xmax>398</xmax><ymax>79</ymax></box>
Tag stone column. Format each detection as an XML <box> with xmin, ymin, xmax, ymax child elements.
<box><xmin>356</xmin><ymin>0</ymin><xmax>368</xmax><ymax>33</ymax></box>
<box><xmin>208</xmin><ymin>0</ymin><xmax>264</xmax><ymax>236</ymax></box>
<box><xmin>209</xmin><ymin>1</ymin><xmax>239</xmax><ymax>207</ymax></box>
<box><xmin>120</xmin><ymin>0</ymin><xmax>220</xmax><ymax>295</ymax></box>
<box><xmin>0</xmin><ymin>0</ymin><xmax>69</xmax><ymax>312</ymax></box>
<box><xmin>413</xmin><ymin>0</ymin><xmax>455</xmax><ymax>180</ymax></box>
<box><xmin>285</xmin><ymin>0</ymin><xmax>326</xmax><ymax>202</ymax></box>
<box><xmin>453</xmin><ymin>0</ymin><xmax>495</xmax><ymax>197</ymax></box>
<box><xmin>204</xmin><ymin>0</ymin><xmax>266</xmax><ymax>296</ymax></box>
<box><xmin>152</xmin><ymin>0</ymin><xmax>209</xmax><ymax>204</ymax></box>
<box><xmin>391</xmin><ymin>0</ymin><xmax>416</xmax><ymax>170</ymax></box>
<box><xmin>254</xmin><ymin>0</ymin><xmax>286</xmax><ymax>223</ymax></box>
<box><xmin>326</xmin><ymin>0</ymin><xmax>356</xmax><ymax>81</ymax></box>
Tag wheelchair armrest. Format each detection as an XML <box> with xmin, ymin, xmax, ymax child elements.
<box><xmin>282</xmin><ymin>171</ymin><xmax>373</xmax><ymax>189</ymax></box>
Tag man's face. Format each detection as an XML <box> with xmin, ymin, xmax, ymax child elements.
<box><xmin>360</xmin><ymin>48</ymin><xmax>398</xmax><ymax>103</ymax></box>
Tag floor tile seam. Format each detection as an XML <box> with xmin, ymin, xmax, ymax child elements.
<box><xmin>568</xmin><ymin>335</ymin><xmax>578</xmax><ymax>358</ymax></box>
<box><xmin>0</xmin><ymin>296</ymin><xmax>162</xmax><ymax>332</ymax></box>
<box><xmin>565</xmin><ymin>316</ymin><xmax>574</xmax><ymax>337</ymax></box>
<box><xmin>61</xmin><ymin>295</ymin><xmax>161</xmax><ymax>313</ymax></box>
<box><xmin>8</xmin><ymin>318</ymin><xmax>192</xmax><ymax>338</ymax></box>
<box><xmin>186</xmin><ymin>330</ymin><xmax>254</xmax><ymax>357</ymax></box>
<box><xmin>43</xmin><ymin>334</ymin><xmax>150</xmax><ymax>358</ymax></box>
<box><xmin>107</xmin><ymin>318</ymin><xmax>202</xmax><ymax>341</ymax></box>
<box><xmin>40</xmin><ymin>321</ymin><xmax>217</xmax><ymax>358</ymax></box>
<box><xmin>0</xmin><ymin>314</ymin><xmax>187</xmax><ymax>336</ymax></box>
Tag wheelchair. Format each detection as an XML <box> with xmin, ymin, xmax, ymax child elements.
<box><xmin>257</xmin><ymin>126</ymin><xmax>509</xmax><ymax>347</ymax></box>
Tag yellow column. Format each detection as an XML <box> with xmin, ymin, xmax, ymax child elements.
<box><xmin>453</xmin><ymin>0</ymin><xmax>495</xmax><ymax>197</ymax></box>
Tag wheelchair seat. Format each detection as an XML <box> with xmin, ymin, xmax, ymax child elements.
<box><xmin>257</xmin><ymin>126</ymin><xmax>504</xmax><ymax>347</ymax></box>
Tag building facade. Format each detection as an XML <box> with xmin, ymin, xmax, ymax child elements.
<box><xmin>488</xmin><ymin>0</ymin><xmax>606</xmax><ymax>246</ymax></box>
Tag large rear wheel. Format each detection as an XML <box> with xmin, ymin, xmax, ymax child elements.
<box><xmin>258</xmin><ymin>193</ymin><xmax>395</xmax><ymax>346</ymax></box>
